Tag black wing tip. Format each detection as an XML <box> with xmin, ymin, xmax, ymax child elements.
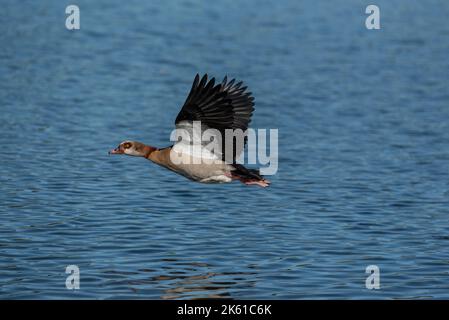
<box><xmin>179</xmin><ymin>73</ymin><xmax>255</xmax><ymax>126</ymax></box>
<box><xmin>192</xmin><ymin>73</ymin><xmax>208</xmax><ymax>88</ymax></box>
<box><xmin>194</xmin><ymin>73</ymin><xmax>252</xmax><ymax>92</ymax></box>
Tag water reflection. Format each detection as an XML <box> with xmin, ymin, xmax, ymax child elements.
<box><xmin>126</xmin><ymin>260</ymin><xmax>256</xmax><ymax>299</ymax></box>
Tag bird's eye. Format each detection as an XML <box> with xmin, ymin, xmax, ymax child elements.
<box><xmin>123</xmin><ymin>143</ymin><xmax>132</xmax><ymax>149</ymax></box>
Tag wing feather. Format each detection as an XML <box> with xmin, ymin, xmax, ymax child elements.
<box><xmin>174</xmin><ymin>74</ymin><xmax>255</xmax><ymax>162</ymax></box>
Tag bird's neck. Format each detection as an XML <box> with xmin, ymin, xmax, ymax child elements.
<box><xmin>142</xmin><ymin>144</ymin><xmax>158</xmax><ymax>159</ymax></box>
<box><xmin>146</xmin><ymin>146</ymin><xmax>172</xmax><ymax>167</ymax></box>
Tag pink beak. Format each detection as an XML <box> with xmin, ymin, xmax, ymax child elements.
<box><xmin>109</xmin><ymin>147</ymin><xmax>123</xmax><ymax>155</ymax></box>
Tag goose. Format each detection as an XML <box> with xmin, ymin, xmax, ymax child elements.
<box><xmin>109</xmin><ymin>74</ymin><xmax>271</xmax><ymax>187</ymax></box>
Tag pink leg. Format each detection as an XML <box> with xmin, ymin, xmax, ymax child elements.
<box><xmin>244</xmin><ymin>180</ymin><xmax>269</xmax><ymax>187</ymax></box>
<box><xmin>227</xmin><ymin>172</ymin><xmax>271</xmax><ymax>187</ymax></box>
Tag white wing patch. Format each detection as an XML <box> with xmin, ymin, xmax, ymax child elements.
<box><xmin>170</xmin><ymin>121</ymin><xmax>222</xmax><ymax>164</ymax></box>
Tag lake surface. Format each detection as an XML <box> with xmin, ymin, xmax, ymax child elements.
<box><xmin>1</xmin><ymin>0</ymin><xmax>449</xmax><ymax>299</ymax></box>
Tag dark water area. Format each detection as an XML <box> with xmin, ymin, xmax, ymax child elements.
<box><xmin>1</xmin><ymin>0</ymin><xmax>449</xmax><ymax>299</ymax></box>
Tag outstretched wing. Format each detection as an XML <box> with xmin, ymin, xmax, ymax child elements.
<box><xmin>174</xmin><ymin>74</ymin><xmax>255</xmax><ymax>163</ymax></box>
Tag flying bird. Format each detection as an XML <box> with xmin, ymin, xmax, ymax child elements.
<box><xmin>109</xmin><ymin>74</ymin><xmax>270</xmax><ymax>187</ymax></box>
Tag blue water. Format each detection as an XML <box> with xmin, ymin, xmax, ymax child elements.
<box><xmin>1</xmin><ymin>0</ymin><xmax>449</xmax><ymax>299</ymax></box>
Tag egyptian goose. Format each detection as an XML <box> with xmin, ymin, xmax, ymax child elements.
<box><xmin>109</xmin><ymin>74</ymin><xmax>270</xmax><ymax>187</ymax></box>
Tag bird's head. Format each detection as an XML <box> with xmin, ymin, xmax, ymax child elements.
<box><xmin>109</xmin><ymin>141</ymin><xmax>150</xmax><ymax>157</ymax></box>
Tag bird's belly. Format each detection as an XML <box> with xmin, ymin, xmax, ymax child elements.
<box><xmin>177</xmin><ymin>164</ymin><xmax>232</xmax><ymax>183</ymax></box>
<box><xmin>199</xmin><ymin>175</ymin><xmax>232</xmax><ymax>184</ymax></box>
<box><xmin>169</xmin><ymin>161</ymin><xmax>232</xmax><ymax>183</ymax></box>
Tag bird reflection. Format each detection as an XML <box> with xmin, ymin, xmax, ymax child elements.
<box><xmin>125</xmin><ymin>259</ymin><xmax>257</xmax><ymax>299</ymax></box>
